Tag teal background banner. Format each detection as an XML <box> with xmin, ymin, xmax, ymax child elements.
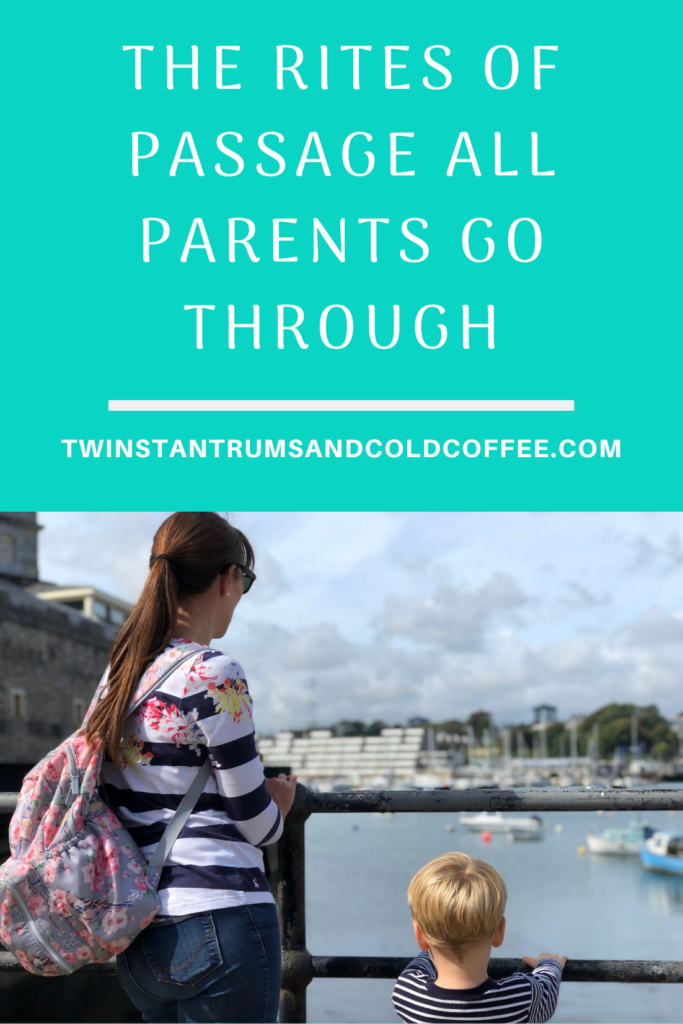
<box><xmin>3</xmin><ymin>0</ymin><xmax>680</xmax><ymax>509</ymax></box>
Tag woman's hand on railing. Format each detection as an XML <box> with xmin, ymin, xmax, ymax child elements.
<box><xmin>265</xmin><ymin>773</ymin><xmax>298</xmax><ymax>819</ymax></box>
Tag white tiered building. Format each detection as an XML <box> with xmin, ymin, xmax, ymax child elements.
<box><xmin>257</xmin><ymin>727</ymin><xmax>462</xmax><ymax>789</ymax></box>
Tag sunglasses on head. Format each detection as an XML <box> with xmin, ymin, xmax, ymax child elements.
<box><xmin>220</xmin><ymin>563</ymin><xmax>256</xmax><ymax>593</ymax></box>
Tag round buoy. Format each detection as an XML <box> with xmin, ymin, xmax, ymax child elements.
<box><xmin>507</xmin><ymin>832</ymin><xmax>515</xmax><ymax>843</ymax></box>
<box><xmin>445</xmin><ymin>823</ymin><xmax>455</xmax><ymax>833</ymax></box>
<box><xmin>555</xmin><ymin>824</ymin><xmax>564</xmax><ymax>833</ymax></box>
<box><xmin>669</xmin><ymin>810</ymin><xmax>676</xmax><ymax>818</ymax></box>
<box><xmin>578</xmin><ymin>845</ymin><xmax>586</xmax><ymax>855</ymax></box>
<box><xmin>481</xmin><ymin>831</ymin><xmax>492</xmax><ymax>843</ymax></box>
<box><xmin>596</xmin><ymin>809</ymin><xmax>605</xmax><ymax>816</ymax></box>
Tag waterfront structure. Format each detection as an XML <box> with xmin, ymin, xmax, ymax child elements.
<box><xmin>0</xmin><ymin>512</ymin><xmax>40</xmax><ymax>588</ymax></box>
<box><xmin>256</xmin><ymin>727</ymin><xmax>464</xmax><ymax>788</ymax></box>
<box><xmin>533</xmin><ymin>704</ymin><xmax>558</xmax><ymax>724</ymax></box>
<box><xmin>668</xmin><ymin>713</ymin><xmax>683</xmax><ymax>754</ymax></box>
<box><xmin>0</xmin><ymin>513</ymin><xmax>131</xmax><ymax>765</ymax></box>
<box><xmin>27</xmin><ymin>583</ymin><xmax>131</xmax><ymax>628</ymax></box>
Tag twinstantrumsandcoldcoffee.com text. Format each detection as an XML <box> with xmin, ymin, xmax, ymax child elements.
<box><xmin>60</xmin><ymin>437</ymin><xmax>620</xmax><ymax>461</ymax></box>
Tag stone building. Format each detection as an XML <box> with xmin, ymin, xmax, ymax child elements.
<box><xmin>0</xmin><ymin>513</ymin><xmax>132</xmax><ymax>765</ymax></box>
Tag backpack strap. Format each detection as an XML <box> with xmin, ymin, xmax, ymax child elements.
<box><xmin>125</xmin><ymin>647</ymin><xmax>213</xmax><ymax>888</ymax></box>
<box><xmin>145</xmin><ymin>757</ymin><xmax>213</xmax><ymax>887</ymax></box>
<box><xmin>126</xmin><ymin>647</ymin><xmax>202</xmax><ymax>717</ymax></box>
<box><xmin>89</xmin><ymin>645</ymin><xmax>214</xmax><ymax>888</ymax></box>
<box><xmin>82</xmin><ymin>646</ymin><xmax>202</xmax><ymax>728</ymax></box>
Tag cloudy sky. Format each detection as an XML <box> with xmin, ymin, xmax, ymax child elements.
<box><xmin>37</xmin><ymin>512</ymin><xmax>683</xmax><ymax>733</ymax></box>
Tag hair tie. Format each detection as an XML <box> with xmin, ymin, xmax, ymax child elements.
<box><xmin>153</xmin><ymin>553</ymin><xmax>173</xmax><ymax>566</ymax></box>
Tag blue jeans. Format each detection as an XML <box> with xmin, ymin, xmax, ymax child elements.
<box><xmin>118</xmin><ymin>904</ymin><xmax>281</xmax><ymax>1023</ymax></box>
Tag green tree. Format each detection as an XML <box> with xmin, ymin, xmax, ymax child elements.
<box><xmin>578</xmin><ymin>703</ymin><xmax>677</xmax><ymax>760</ymax></box>
<box><xmin>435</xmin><ymin>718</ymin><xmax>468</xmax><ymax>735</ymax></box>
<box><xmin>468</xmin><ymin>711</ymin><xmax>492</xmax><ymax>741</ymax></box>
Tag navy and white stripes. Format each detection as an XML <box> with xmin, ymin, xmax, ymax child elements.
<box><xmin>392</xmin><ymin>951</ymin><xmax>563</xmax><ymax>1024</ymax></box>
<box><xmin>99</xmin><ymin>639</ymin><xmax>282</xmax><ymax>915</ymax></box>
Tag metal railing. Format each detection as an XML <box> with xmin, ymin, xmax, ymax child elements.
<box><xmin>276</xmin><ymin>785</ymin><xmax>683</xmax><ymax>1022</ymax></box>
<box><xmin>2</xmin><ymin>786</ymin><xmax>683</xmax><ymax>1022</ymax></box>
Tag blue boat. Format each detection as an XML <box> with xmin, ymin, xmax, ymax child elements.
<box><xmin>640</xmin><ymin>831</ymin><xmax>683</xmax><ymax>875</ymax></box>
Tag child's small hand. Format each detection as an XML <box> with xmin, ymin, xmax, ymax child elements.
<box><xmin>522</xmin><ymin>954</ymin><xmax>568</xmax><ymax>969</ymax></box>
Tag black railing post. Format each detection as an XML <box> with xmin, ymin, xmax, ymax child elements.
<box><xmin>278</xmin><ymin>784</ymin><xmax>313</xmax><ymax>1024</ymax></box>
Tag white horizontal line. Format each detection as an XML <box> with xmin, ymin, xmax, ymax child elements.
<box><xmin>108</xmin><ymin>399</ymin><xmax>574</xmax><ymax>413</ymax></box>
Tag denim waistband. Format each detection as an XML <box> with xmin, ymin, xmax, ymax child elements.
<box><xmin>147</xmin><ymin>911</ymin><xmax>208</xmax><ymax>929</ymax></box>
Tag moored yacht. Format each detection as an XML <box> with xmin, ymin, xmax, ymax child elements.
<box><xmin>640</xmin><ymin>831</ymin><xmax>683</xmax><ymax>875</ymax></box>
<box><xmin>586</xmin><ymin>820</ymin><xmax>652</xmax><ymax>855</ymax></box>
<box><xmin>458</xmin><ymin>811</ymin><xmax>544</xmax><ymax>838</ymax></box>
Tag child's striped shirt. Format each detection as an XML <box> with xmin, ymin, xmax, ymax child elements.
<box><xmin>392</xmin><ymin>951</ymin><xmax>563</xmax><ymax>1023</ymax></box>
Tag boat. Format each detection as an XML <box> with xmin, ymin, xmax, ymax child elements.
<box><xmin>458</xmin><ymin>811</ymin><xmax>543</xmax><ymax>838</ymax></box>
<box><xmin>586</xmin><ymin>820</ymin><xmax>653</xmax><ymax>855</ymax></box>
<box><xmin>640</xmin><ymin>832</ymin><xmax>683</xmax><ymax>875</ymax></box>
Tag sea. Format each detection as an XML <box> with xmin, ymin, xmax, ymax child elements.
<box><xmin>304</xmin><ymin>806</ymin><xmax>683</xmax><ymax>1024</ymax></box>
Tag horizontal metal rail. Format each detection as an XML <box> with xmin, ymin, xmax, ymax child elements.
<box><xmin>2</xmin><ymin>785</ymin><xmax>683</xmax><ymax>1022</ymax></box>
<box><xmin>299</xmin><ymin>787</ymin><xmax>683</xmax><ymax>813</ymax></box>
<box><xmin>309</xmin><ymin>956</ymin><xmax>683</xmax><ymax>985</ymax></box>
<box><xmin>1</xmin><ymin>951</ymin><xmax>681</xmax><ymax>984</ymax></box>
<box><xmin>3</xmin><ymin>786</ymin><xmax>683</xmax><ymax>816</ymax></box>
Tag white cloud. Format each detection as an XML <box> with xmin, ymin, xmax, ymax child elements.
<box><xmin>375</xmin><ymin>573</ymin><xmax>526</xmax><ymax>650</ymax></box>
<box><xmin>628</xmin><ymin>607</ymin><xmax>683</xmax><ymax>647</ymax></box>
<box><xmin>283</xmin><ymin>624</ymin><xmax>358</xmax><ymax>671</ymax></box>
<box><xmin>236</xmin><ymin>601</ymin><xmax>683</xmax><ymax>734</ymax></box>
<box><xmin>33</xmin><ymin>512</ymin><xmax>683</xmax><ymax>730</ymax></box>
<box><xmin>631</xmin><ymin>533</ymin><xmax>683</xmax><ymax>575</ymax></box>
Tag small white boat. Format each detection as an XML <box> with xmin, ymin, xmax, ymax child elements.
<box><xmin>586</xmin><ymin>820</ymin><xmax>652</xmax><ymax>855</ymax></box>
<box><xmin>458</xmin><ymin>811</ymin><xmax>543</xmax><ymax>838</ymax></box>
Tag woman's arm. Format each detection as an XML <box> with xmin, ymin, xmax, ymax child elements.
<box><xmin>189</xmin><ymin>651</ymin><xmax>287</xmax><ymax>847</ymax></box>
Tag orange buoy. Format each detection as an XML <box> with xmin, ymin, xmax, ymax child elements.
<box><xmin>482</xmin><ymin>831</ymin><xmax>492</xmax><ymax>843</ymax></box>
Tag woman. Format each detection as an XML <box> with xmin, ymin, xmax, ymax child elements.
<box><xmin>85</xmin><ymin>511</ymin><xmax>297</xmax><ymax>1024</ymax></box>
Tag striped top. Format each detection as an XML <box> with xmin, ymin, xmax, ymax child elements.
<box><xmin>99</xmin><ymin>639</ymin><xmax>282</xmax><ymax>915</ymax></box>
<box><xmin>392</xmin><ymin>951</ymin><xmax>563</xmax><ymax>1024</ymax></box>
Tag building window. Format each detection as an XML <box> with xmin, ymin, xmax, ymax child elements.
<box><xmin>73</xmin><ymin>699</ymin><xmax>87</xmax><ymax>725</ymax></box>
<box><xmin>92</xmin><ymin>599</ymin><xmax>108</xmax><ymax>621</ymax></box>
<box><xmin>110</xmin><ymin>607</ymin><xmax>127</xmax><ymax>626</ymax></box>
<box><xmin>0</xmin><ymin>535</ymin><xmax>15</xmax><ymax>563</ymax></box>
<box><xmin>9</xmin><ymin>689</ymin><xmax>26</xmax><ymax>720</ymax></box>
<box><xmin>63</xmin><ymin>599</ymin><xmax>85</xmax><ymax>612</ymax></box>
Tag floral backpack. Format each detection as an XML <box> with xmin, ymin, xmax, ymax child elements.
<box><xmin>0</xmin><ymin>647</ymin><xmax>211</xmax><ymax>975</ymax></box>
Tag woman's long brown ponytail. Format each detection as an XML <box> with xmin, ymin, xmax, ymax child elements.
<box><xmin>85</xmin><ymin>512</ymin><xmax>254</xmax><ymax>760</ymax></box>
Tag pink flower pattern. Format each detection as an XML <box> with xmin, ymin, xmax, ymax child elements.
<box><xmin>27</xmin><ymin>894</ymin><xmax>46</xmax><ymax>916</ymax></box>
<box><xmin>102</xmin><ymin>908</ymin><xmax>128</xmax><ymax>935</ymax></box>
<box><xmin>107</xmin><ymin>938</ymin><xmax>130</xmax><ymax>954</ymax></box>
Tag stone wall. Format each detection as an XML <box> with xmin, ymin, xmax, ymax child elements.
<box><xmin>0</xmin><ymin>578</ymin><xmax>118</xmax><ymax>764</ymax></box>
<box><xmin>0</xmin><ymin>512</ymin><xmax>40</xmax><ymax>587</ymax></box>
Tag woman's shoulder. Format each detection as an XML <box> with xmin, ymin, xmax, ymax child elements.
<box><xmin>185</xmin><ymin>643</ymin><xmax>247</xmax><ymax>684</ymax></box>
<box><xmin>173</xmin><ymin>643</ymin><xmax>254</xmax><ymax>727</ymax></box>
<box><xmin>126</xmin><ymin>641</ymin><xmax>248</xmax><ymax>708</ymax></box>
<box><xmin>167</xmin><ymin>640</ymin><xmax>248</xmax><ymax>693</ymax></box>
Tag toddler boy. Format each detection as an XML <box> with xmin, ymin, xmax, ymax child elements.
<box><xmin>392</xmin><ymin>852</ymin><xmax>566</xmax><ymax>1023</ymax></box>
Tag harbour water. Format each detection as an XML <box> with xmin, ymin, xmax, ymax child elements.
<box><xmin>306</xmin><ymin>808</ymin><xmax>683</xmax><ymax>1023</ymax></box>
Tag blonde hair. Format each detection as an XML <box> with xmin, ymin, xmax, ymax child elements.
<box><xmin>407</xmin><ymin>852</ymin><xmax>507</xmax><ymax>958</ymax></box>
